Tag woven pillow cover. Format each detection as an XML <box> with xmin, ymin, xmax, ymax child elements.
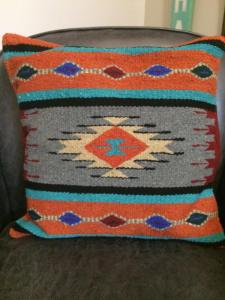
<box><xmin>2</xmin><ymin>33</ymin><xmax>225</xmax><ymax>242</ymax></box>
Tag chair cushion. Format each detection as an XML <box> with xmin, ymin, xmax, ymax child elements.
<box><xmin>0</xmin><ymin>226</ymin><xmax>225</xmax><ymax>300</ymax></box>
<box><xmin>2</xmin><ymin>33</ymin><xmax>225</xmax><ymax>242</ymax></box>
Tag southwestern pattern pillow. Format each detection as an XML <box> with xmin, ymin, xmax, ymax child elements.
<box><xmin>2</xmin><ymin>33</ymin><xmax>225</xmax><ymax>242</ymax></box>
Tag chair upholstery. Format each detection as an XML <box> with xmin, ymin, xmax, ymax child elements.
<box><xmin>0</xmin><ymin>27</ymin><xmax>225</xmax><ymax>300</ymax></box>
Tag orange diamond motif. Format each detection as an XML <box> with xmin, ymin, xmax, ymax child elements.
<box><xmin>85</xmin><ymin>126</ymin><xmax>148</xmax><ymax>168</ymax></box>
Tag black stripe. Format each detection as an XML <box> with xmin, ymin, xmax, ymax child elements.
<box><xmin>3</xmin><ymin>44</ymin><xmax>53</xmax><ymax>52</ymax></box>
<box><xmin>4</xmin><ymin>39</ymin><xmax>225</xmax><ymax>54</ymax></box>
<box><xmin>19</xmin><ymin>98</ymin><xmax>216</xmax><ymax>111</ymax></box>
<box><xmin>25</xmin><ymin>180</ymin><xmax>212</xmax><ymax>195</ymax></box>
<box><xmin>189</xmin><ymin>39</ymin><xmax>225</xmax><ymax>52</ymax></box>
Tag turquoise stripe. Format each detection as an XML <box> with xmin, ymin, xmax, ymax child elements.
<box><xmin>52</xmin><ymin>44</ymin><xmax>224</xmax><ymax>58</ymax></box>
<box><xmin>16</xmin><ymin>219</ymin><xmax>225</xmax><ymax>242</ymax></box>
<box><xmin>17</xmin><ymin>89</ymin><xmax>216</xmax><ymax>105</ymax></box>
<box><xmin>4</xmin><ymin>44</ymin><xmax>224</xmax><ymax>60</ymax></box>
<box><xmin>26</xmin><ymin>188</ymin><xmax>213</xmax><ymax>204</ymax></box>
<box><xmin>3</xmin><ymin>52</ymin><xmax>37</xmax><ymax>60</ymax></box>
<box><xmin>3</xmin><ymin>44</ymin><xmax>224</xmax><ymax>60</ymax></box>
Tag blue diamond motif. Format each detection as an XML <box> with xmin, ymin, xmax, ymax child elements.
<box><xmin>186</xmin><ymin>212</ymin><xmax>208</xmax><ymax>225</ymax></box>
<box><xmin>54</xmin><ymin>62</ymin><xmax>81</xmax><ymax>76</ymax></box>
<box><xmin>146</xmin><ymin>215</ymin><xmax>172</xmax><ymax>229</ymax></box>
<box><xmin>144</xmin><ymin>65</ymin><xmax>172</xmax><ymax>77</ymax></box>
<box><xmin>59</xmin><ymin>212</ymin><xmax>82</xmax><ymax>226</ymax></box>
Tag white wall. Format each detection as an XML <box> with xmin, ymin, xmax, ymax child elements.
<box><xmin>145</xmin><ymin>0</ymin><xmax>225</xmax><ymax>35</ymax></box>
<box><xmin>193</xmin><ymin>0</ymin><xmax>225</xmax><ymax>35</ymax></box>
<box><xmin>0</xmin><ymin>0</ymin><xmax>146</xmax><ymax>41</ymax></box>
<box><xmin>145</xmin><ymin>0</ymin><xmax>171</xmax><ymax>29</ymax></box>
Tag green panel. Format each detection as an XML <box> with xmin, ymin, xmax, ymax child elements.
<box><xmin>170</xmin><ymin>0</ymin><xmax>195</xmax><ymax>31</ymax></box>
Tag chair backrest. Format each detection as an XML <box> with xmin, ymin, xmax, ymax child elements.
<box><xmin>0</xmin><ymin>27</ymin><xmax>225</xmax><ymax>230</ymax></box>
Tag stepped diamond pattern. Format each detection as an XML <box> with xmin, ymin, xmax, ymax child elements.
<box><xmin>85</xmin><ymin>126</ymin><xmax>148</xmax><ymax>168</ymax></box>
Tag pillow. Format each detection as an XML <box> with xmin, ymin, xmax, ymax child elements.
<box><xmin>2</xmin><ymin>33</ymin><xmax>225</xmax><ymax>243</ymax></box>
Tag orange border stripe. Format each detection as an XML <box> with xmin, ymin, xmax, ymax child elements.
<box><xmin>20</xmin><ymin>196</ymin><xmax>224</xmax><ymax>238</ymax></box>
